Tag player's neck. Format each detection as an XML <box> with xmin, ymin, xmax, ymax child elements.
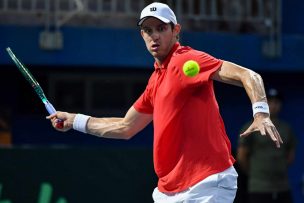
<box><xmin>155</xmin><ymin>58</ymin><xmax>163</xmax><ymax>67</ymax></box>
<box><xmin>155</xmin><ymin>41</ymin><xmax>178</xmax><ymax>67</ymax></box>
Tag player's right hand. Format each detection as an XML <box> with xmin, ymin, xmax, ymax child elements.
<box><xmin>240</xmin><ymin>112</ymin><xmax>283</xmax><ymax>148</ymax></box>
<box><xmin>46</xmin><ymin>111</ymin><xmax>76</xmax><ymax>132</ymax></box>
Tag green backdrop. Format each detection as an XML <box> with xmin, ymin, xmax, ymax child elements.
<box><xmin>0</xmin><ymin>147</ymin><xmax>157</xmax><ymax>203</ymax></box>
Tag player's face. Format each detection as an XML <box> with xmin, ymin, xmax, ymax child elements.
<box><xmin>140</xmin><ymin>17</ymin><xmax>180</xmax><ymax>64</ymax></box>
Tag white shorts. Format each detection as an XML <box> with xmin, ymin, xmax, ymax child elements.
<box><xmin>152</xmin><ymin>166</ymin><xmax>238</xmax><ymax>203</ymax></box>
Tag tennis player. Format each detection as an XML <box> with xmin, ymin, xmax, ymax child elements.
<box><xmin>48</xmin><ymin>2</ymin><xmax>283</xmax><ymax>202</ymax></box>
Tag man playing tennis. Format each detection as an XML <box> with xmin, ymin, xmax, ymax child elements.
<box><xmin>48</xmin><ymin>2</ymin><xmax>283</xmax><ymax>202</ymax></box>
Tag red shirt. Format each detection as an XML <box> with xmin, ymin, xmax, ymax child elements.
<box><xmin>134</xmin><ymin>43</ymin><xmax>235</xmax><ymax>193</ymax></box>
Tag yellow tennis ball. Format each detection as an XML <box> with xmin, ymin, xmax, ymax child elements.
<box><xmin>182</xmin><ymin>60</ymin><xmax>200</xmax><ymax>77</ymax></box>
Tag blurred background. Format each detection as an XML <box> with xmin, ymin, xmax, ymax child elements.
<box><xmin>0</xmin><ymin>0</ymin><xmax>303</xmax><ymax>202</ymax></box>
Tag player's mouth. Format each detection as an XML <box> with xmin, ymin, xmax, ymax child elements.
<box><xmin>151</xmin><ymin>43</ymin><xmax>160</xmax><ymax>51</ymax></box>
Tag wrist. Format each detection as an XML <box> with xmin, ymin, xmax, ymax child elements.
<box><xmin>73</xmin><ymin>114</ymin><xmax>91</xmax><ymax>133</ymax></box>
<box><xmin>252</xmin><ymin>102</ymin><xmax>270</xmax><ymax>117</ymax></box>
<box><xmin>253</xmin><ymin>112</ymin><xmax>269</xmax><ymax>119</ymax></box>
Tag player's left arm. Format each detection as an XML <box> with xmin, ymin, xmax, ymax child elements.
<box><xmin>211</xmin><ymin>60</ymin><xmax>283</xmax><ymax>148</ymax></box>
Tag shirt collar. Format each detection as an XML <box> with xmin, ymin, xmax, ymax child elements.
<box><xmin>154</xmin><ymin>42</ymin><xmax>180</xmax><ymax>70</ymax></box>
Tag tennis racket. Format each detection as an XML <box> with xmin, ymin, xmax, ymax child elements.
<box><xmin>6</xmin><ymin>47</ymin><xmax>63</xmax><ymax>128</ymax></box>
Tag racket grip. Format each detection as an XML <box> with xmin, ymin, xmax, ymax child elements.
<box><xmin>44</xmin><ymin>101</ymin><xmax>64</xmax><ymax>129</ymax></box>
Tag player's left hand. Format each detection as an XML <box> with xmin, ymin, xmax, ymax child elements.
<box><xmin>240</xmin><ymin>113</ymin><xmax>283</xmax><ymax>148</ymax></box>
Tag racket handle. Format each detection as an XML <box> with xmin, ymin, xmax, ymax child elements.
<box><xmin>44</xmin><ymin>101</ymin><xmax>64</xmax><ymax>129</ymax></box>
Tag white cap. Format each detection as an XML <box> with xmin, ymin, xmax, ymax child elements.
<box><xmin>137</xmin><ymin>2</ymin><xmax>177</xmax><ymax>26</ymax></box>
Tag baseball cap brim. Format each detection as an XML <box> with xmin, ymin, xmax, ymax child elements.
<box><xmin>137</xmin><ymin>15</ymin><xmax>171</xmax><ymax>26</ymax></box>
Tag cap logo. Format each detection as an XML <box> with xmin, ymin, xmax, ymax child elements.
<box><xmin>150</xmin><ymin>7</ymin><xmax>157</xmax><ymax>12</ymax></box>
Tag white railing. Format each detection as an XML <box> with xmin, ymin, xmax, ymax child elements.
<box><xmin>0</xmin><ymin>0</ymin><xmax>281</xmax><ymax>56</ymax></box>
<box><xmin>0</xmin><ymin>0</ymin><xmax>280</xmax><ymax>28</ymax></box>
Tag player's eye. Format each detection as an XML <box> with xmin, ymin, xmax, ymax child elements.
<box><xmin>157</xmin><ymin>25</ymin><xmax>168</xmax><ymax>32</ymax></box>
<box><xmin>142</xmin><ymin>27</ymin><xmax>153</xmax><ymax>35</ymax></box>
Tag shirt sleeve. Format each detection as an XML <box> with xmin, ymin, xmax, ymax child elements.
<box><xmin>179</xmin><ymin>50</ymin><xmax>223</xmax><ymax>87</ymax></box>
<box><xmin>133</xmin><ymin>91</ymin><xmax>153</xmax><ymax>114</ymax></box>
<box><xmin>133</xmin><ymin>76</ymin><xmax>154</xmax><ymax>114</ymax></box>
<box><xmin>197</xmin><ymin>51</ymin><xmax>223</xmax><ymax>81</ymax></box>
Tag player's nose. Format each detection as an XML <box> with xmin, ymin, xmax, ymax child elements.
<box><xmin>151</xmin><ymin>31</ymin><xmax>160</xmax><ymax>41</ymax></box>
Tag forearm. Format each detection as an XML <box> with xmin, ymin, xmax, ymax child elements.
<box><xmin>215</xmin><ymin>61</ymin><xmax>267</xmax><ymax>103</ymax></box>
<box><xmin>240</xmin><ymin>68</ymin><xmax>267</xmax><ymax>103</ymax></box>
<box><xmin>216</xmin><ymin>62</ymin><xmax>283</xmax><ymax>147</ymax></box>
<box><xmin>82</xmin><ymin>106</ymin><xmax>152</xmax><ymax>139</ymax></box>
<box><xmin>238</xmin><ymin>67</ymin><xmax>271</xmax><ymax>118</ymax></box>
<box><xmin>48</xmin><ymin>107</ymin><xmax>152</xmax><ymax>139</ymax></box>
<box><xmin>86</xmin><ymin>117</ymin><xmax>133</xmax><ymax>139</ymax></box>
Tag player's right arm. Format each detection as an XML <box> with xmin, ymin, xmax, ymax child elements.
<box><xmin>47</xmin><ymin>106</ymin><xmax>153</xmax><ymax>140</ymax></box>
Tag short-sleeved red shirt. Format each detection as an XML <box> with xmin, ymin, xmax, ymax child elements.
<box><xmin>134</xmin><ymin>43</ymin><xmax>235</xmax><ymax>193</ymax></box>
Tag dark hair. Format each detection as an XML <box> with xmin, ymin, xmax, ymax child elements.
<box><xmin>169</xmin><ymin>22</ymin><xmax>179</xmax><ymax>40</ymax></box>
<box><xmin>140</xmin><ymin>21</ymin><xmax>179</xmax><ymax>40</ymax></box>
<box><xmin>169</xmin><ymin>22</ymin><xmax>175</xmax><ymax>29</ymax></box>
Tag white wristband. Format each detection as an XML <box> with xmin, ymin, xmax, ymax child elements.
<box><xmin>252</xmin><ymin>102</ymin><xmax>270</xmax><ymax>116</ymax></box>
<box><xmin>73</xmin><ymin>114</ymin><xmax>90</xmax><ymax>133</ymax></box>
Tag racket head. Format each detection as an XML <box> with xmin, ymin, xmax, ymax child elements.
<box><xmin>6</xmin><ymin>48</ymin><xmax>38</xmax><ymax>86</ymax></box>
<box><xmin>5</xmin><ymin>47</ymin><xmax>64</xmax><ymax>128</ymax></box>
<box><xmin>6</xmin><ymin>47</ymin><xmax>47</xmax><ymax>102</ymax></box>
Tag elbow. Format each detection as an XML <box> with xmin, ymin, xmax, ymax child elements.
<box><xmin>119</xmin><ymin>120</ymin><xmax>142</xmax><ymax>140</ymax></box>
<box><xmin>242</xmin><ymin>70</ymin><xmax>263</xmax><ymax>87</ymax></box>
<box><xmin>123</xmin><ymin>136</ymin><xmax>133</xmax><ymax>140</ymax></box>
<box><xmin>121</xmin><ymin>129</ymin><xmax>136</xmax><ymax>140</ymax></box>
<box><xmin>247</xmin><ymin>70</ymin><xmax>263</xmax><ymax>83</ymax></box>
<box><xmin>122</xmin><ymin>134</ymin><xmax>134</xmax><ymax>140</ymax></box>
<box><xmin>253</xmin><ymin>72</ymin><xmax>263</xmax><ymax>82</ymax></box>
<box><xmin>100</xmin><ymin>126</ymin><xmax>135</xmax><ymax>140</ymax></box>
<box><xmin>100</xmin><ymin>121</ymin><xmax>136</xmax><ymax>140</ymax></box>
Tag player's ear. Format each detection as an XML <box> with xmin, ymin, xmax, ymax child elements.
<box><xmin>140</xmin><ymin>29</ymin><xmax>145</xmax><ymax>38</ymax></box>
<box><xmin>173</xmin><ymin>24</ymin><xmax>181</xmax><ymax>37</ymax></box>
